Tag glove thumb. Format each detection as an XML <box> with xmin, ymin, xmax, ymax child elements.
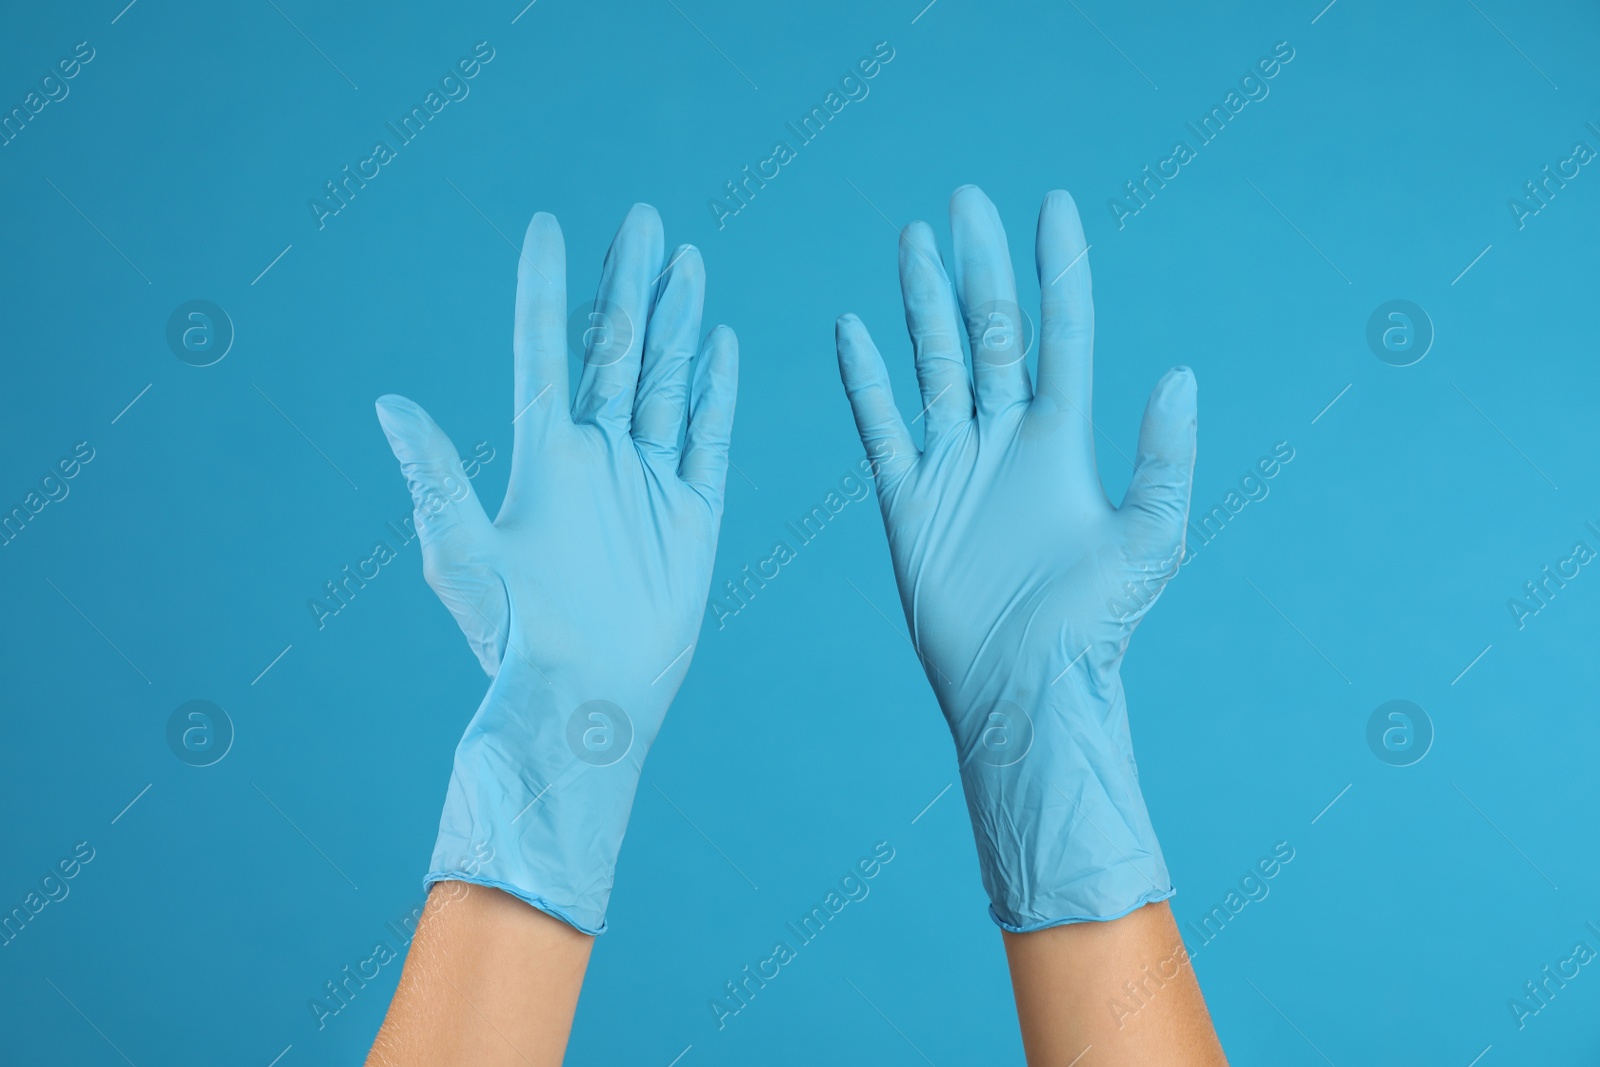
<box><xmin>1119</xmin><ymin>367</ymin><xmax>1197</xmax><ymax>565</ymax></box>
<box><xmin>375</xmin><ymin>394</ymin><xmax>507</xmax><ymax>675</ymax></box>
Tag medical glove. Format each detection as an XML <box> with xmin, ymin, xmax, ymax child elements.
<box><xmin>835</xmin><ymin>186</ymin><xmax>1197</xmax><ymax>931</ymax></box>
<box><xmin>376</xmin><ymin>205</ymin><xmax>739</xmax><ymax>934</ymax></box>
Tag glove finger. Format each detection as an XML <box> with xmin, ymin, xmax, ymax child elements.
<box><xmin>1034</xmin><ymin>190</ymin><xmax>1096</xmax><ymax>464</ymax></box>
<box><xmin>375</xmin><ymin>394</ymin><xmax>508</xmax><ymax>674</ymax></box>
<box><xmin>679</xmin><ymin>325</ymin><xmax>739</xmax><ymax>511</ymax></box>
<box><xmin>899</xmin><ymin>221</ymin><xmax>973</xmax><ymax>442</ymax></box>
<box><xmin>571</xmin><ymin>203</ymin><xmax>663</xmax><ymax>437</ymax></box>
<box><xmin>506</xmin><ymin>212</ymin><xmax>569</xmax><ymax>521</ymax></box>
<box><xmin>1118</xmin><ymin>367</ymin><xmax>1198</xmax><ymax>564</ymax></box>
<box><xmin>632</xmin><ymin>244</ymin><xmax>704</xmax><ymax>465</ymax></box>
<box><xmin>951</xmin><ymin>185</ymin><xmax>1032</xmax><ymax>419</ymax></box>
<box><xmin>511</xmin><ymin>211</ymin><xmax>570</xmax><ymax>432</ymax></box>
<box><xmin>836</xmin><ymin>313</ymin><xmax>917</xmax><ymax>485</ymax></box>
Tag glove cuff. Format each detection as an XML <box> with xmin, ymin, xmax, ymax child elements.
<box><xmin>427</xmin><ymin>660</ymin><xmax>650</xmax><ymax>935</ymax></box>
<box><xmin>954</xmin><ymin>669</ymin><xmax>1171</xmax><ymax>929</ymax></box>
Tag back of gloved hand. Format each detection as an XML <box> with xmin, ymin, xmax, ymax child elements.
<box><xmin>376</xmin><ymin>205</ymin><xmax>738</xmax><ymax>934</ymax></box>
<box><xmin>835</xmin><ymin>186</ymin><xmax>1197</xmax><ymax>930</ymax></box>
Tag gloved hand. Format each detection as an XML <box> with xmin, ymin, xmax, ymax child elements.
<box><xmin>376</xmin><ymin>204</ymin><xmax>738</xmax><ymax>934</ymax></box>
<box><xmin>835</xmin><ymin>186</ymin><xmax>1197</xmax><ymax>931</ymax></box>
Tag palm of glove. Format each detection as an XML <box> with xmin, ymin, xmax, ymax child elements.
<box><xmin>837</xmin><ymin>187</ymin><xmax>1196</xmax><ymax>742</ymax></box>
<box><xmin>415</xmin><ymin>421</ymin><xmax>721</xmax><ymax>716</ymax></box>
<box><xmin>877</xmin><ymin>406</ymin><xmax>1184</xmax><ymax>763</ymax></box>
<box><xmin>498</xmin><ymin>438</ymin><xmax>716</xmax><ymax>694</ymax></box>
<box><xmin>377</xmin><ymin>205</ymin><xmax>738</xmax><ymax>726</ymax></box>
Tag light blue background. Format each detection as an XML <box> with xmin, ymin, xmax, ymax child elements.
<box><xmin>2</xmin><ymin>1</ymin><xmax>1598</xmax><ymax>1063</ymax></box>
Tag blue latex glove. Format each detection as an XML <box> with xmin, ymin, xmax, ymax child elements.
<box><xmin>835</xmin><ymin>186</ymin><xmax>1197</xmax><ymax>931</ymax></box>
<box><xmin>376</xmin><ymin>205</ymin><xmax>738</xmax><ymax>934</ymax></box>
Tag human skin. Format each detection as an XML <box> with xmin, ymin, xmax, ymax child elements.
<box><xmin>1004</xmin><ymin>901</ymin><xmax>1228</xmax><ymax>1065</ymax></box>
<box><xmin>366</xmin><ymin>882</ymin><xmax>592</xmax><ymax>1067</ymax></box>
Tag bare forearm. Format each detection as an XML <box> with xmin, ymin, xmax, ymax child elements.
<box><xmin>1003</xmin><ymin>902</ymin><xmax>1227</xmax><ymax>1067</ymax></box>
<box><xmin>366</xmin><ymin>883</ymin><xmax>593</xmax><ymax>1067</ymax></box>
